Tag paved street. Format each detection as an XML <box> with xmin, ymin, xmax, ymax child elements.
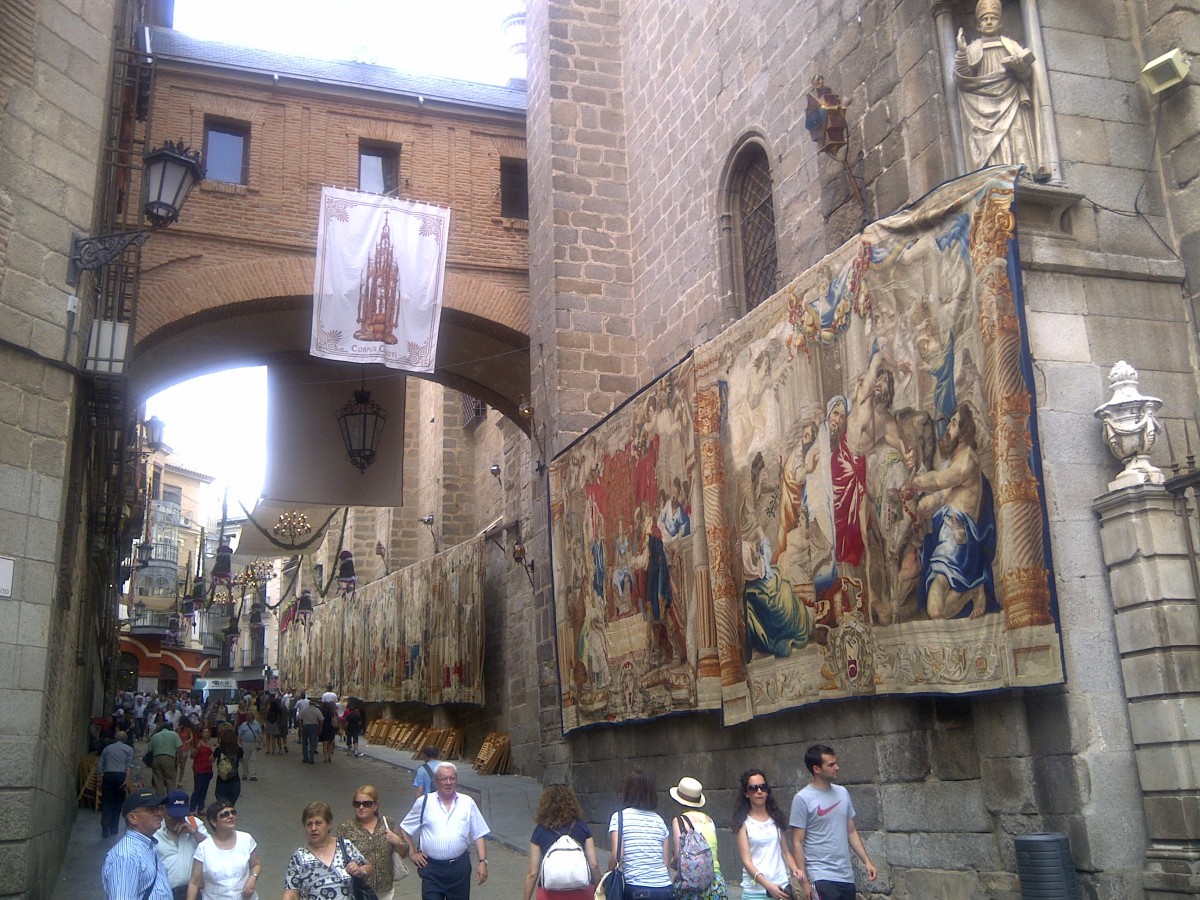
<box><xmin>58</xmin><ymin>737</ymin><xmax>534</xmax><ymax>898</ymax></box>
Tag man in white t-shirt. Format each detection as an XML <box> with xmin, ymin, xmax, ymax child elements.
<box><xmin>321</xmin><ymin>685</ymin><xmax>338</xmax><ymax>704</ymax></box>
<box><xmin>790</xmin><ymin>744</ymin><xmax>876</xmax><ymax>900</ymax></box>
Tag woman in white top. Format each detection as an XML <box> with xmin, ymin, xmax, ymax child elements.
<box><xmin>606</xmin><ymin>770</ymin><xmax>672</xmax><ymax>900</ymax></box>
<box><xmin>732</xmin><ymin>769</ymin><xmax>801</xmax><ymax>900</ymax></box>
<box><xmin>187</xmin><ymin>800</ymin><xmax>263</xmax><ymax>900</ymax></box>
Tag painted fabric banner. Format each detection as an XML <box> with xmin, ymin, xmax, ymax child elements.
<box><xmin>549</xmin><ymin>358</ymin><xmax>723</xmax><ymax>731</ymax></box>
<box><xmin>547</xmin><ymin>166</ymin><xmax>1064</xmax><ymax>731</ymax></box>
<box><xmin>278</xmin><ymin>536</ymin><xmax>484</xmax><ymax>704</ymax></box>
<box><xmin>695</xmin><ymin>165</ymin><xmax>1063</xmax><ymax>724</ymax></box>
<box><xmin>311</xmin><ymin>186</ymin><xmax>450</xmax><ymax>372</ymax></box>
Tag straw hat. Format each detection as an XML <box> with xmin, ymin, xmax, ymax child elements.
<box><xmin>670</xmin><ymin>776</ymin><xmax>706</xmax><ymax>808</ymax></box>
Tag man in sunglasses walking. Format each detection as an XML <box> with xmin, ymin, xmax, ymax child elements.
<box><xmin>790</xmin><ymin>744</ymin><xmax>876</xmax><ymax>900</ymax></box>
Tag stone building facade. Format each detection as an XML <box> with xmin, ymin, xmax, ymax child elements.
<box><xmin>524</xmin><ymin>0</ymin><xmax>1199</xmax><ymax>897</ymax></box>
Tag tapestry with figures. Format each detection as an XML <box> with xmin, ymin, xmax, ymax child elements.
<box><xmin>547</xmin><ymin>166</ymin><xmax>1063</xmax><ymax>731</ymax></box>
<box><xmin>549</xmin><ymin>358</ymin><xmax>724</xmax><ymax>731</ymax></box>
<box><xmin>279</xmin><ymin>536</ymin><xmax>485</xmax><ymax>705</ymax></box>
<box><xmin>695</xmin><ymin>165</ymin><xmax>1063</xmax><ymax>723</ymax></box>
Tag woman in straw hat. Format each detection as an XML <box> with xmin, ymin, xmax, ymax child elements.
<box><xmin>669</xmin><ymin>776</ymin><xmax>728</xmax><ymax>899</ymax></box>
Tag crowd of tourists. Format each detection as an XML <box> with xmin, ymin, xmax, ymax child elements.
<box><xmin>101</xmin><ymin>718</ymin><xmax>874</xmax><ymax>900</ymax></box>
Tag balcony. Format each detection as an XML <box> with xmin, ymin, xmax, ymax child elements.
<box><xmin>200</xmin><ymin>630</ymin><xmax>224</xmax><ymax>657</ymax></box>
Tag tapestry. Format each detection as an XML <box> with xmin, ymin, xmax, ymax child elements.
<box><xmin>549</xmin><ymin>358</ymin><xmax>723</xmax><ymax>731</ymax></box>
<box><xmin>695</xmin><ymin>165</ymin><xmax>1063</xmax><ymax>723</ymax></box>
<box><xmin>311</xmin><ymin>186</ymin><xmax>450</xmax><ymax>373</ymax></box>
<box><xmin>278</xmin><ymin>536</ymin><xmax>485</xmax><ymax>705</ymax></box>
<box><xmin>546</xmin><ymin>166</ymin><xmax>1063</xmax><ymax>731</ymax></box>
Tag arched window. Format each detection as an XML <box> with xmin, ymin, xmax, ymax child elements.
<box><xmin>722</xmin><ymin>138</ymin><xmax>779</xmax><ymax>315</ymax></box>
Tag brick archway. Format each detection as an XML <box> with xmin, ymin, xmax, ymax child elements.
<box><xmin>134</xmin><ymin>256</ymin><xmax>530</xmax><ymax>422</ymax></box>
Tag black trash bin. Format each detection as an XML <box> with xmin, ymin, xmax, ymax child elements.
<box><xmin>1015</xmin><ymin>832</ymin><xmax>1081</xmax><ymax>899</ymax></box>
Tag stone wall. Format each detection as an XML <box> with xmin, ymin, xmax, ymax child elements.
<box><xmin>0</xmin><ymin>0</ymin><xmax>118</xmax><ymax>894</ymax></box>
<box><xmin>525</xmin><ymin>0</ymin><xmax>1200</xmax><ymax>894</ymax></box>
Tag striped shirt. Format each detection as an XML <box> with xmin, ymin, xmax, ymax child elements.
<box><xmin>400</xmin><ymin>791</ymin><xmax>489</xmax><ymax>861</ymax></box>
<box><xmin>103</xmin><ymin>830</ymin><xmax>173</xmax><ymax>900</ymax></box>
<box><xmin>608</xmin><ymin>808</ymin><xmax>671</xmax><ymax>888</ymax></box>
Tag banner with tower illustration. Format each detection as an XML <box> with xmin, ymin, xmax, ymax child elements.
<box><xmin>548</xmin><ymin>166</ymin><xmax>1065</xmax><ymax>731</ymax></box>
<box><xmin>311</xmin><ymin>186</ymin><xmax>450</xmax><ymax>372</ymax></box>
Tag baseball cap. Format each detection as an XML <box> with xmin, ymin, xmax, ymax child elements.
<box><xmin>164</xmin><ymin>790</ymin><xmax>190</xmax><ymax>816</ymax></box>
<box><xmin>122</xmin><ymin>788</ymin><xmax>167</xmax><ymax>816</ymax></box>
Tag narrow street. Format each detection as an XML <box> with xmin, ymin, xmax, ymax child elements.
<box><xmin>59</xmin><ymin>737</ymin><xmax>537</xmax><ymax>898</ymax></box>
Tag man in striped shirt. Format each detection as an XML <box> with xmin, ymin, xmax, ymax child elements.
<box><xmin>400</xmin><ymin>762</ymin><xmax>490</xmax><ymax>899</ymax></box>
<box><xmin>102</xmin><ymin>788</ymin><xmax>172</xmax><ymax>900</ymax></box>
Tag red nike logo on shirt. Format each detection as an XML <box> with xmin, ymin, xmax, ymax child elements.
<box><xmin>816</xmin><ymin>802</ymin><xmax>841</xmax><ymax>816</ymax></box>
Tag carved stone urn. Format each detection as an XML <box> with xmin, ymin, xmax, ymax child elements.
<box><xmin>1093</xmin><ymin>360</ymin><xmax>1164</xmax><ymax>491</ymax></box>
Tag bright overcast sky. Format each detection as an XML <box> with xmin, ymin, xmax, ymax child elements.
<box><xmin>172</xmin><ymin>0</ymin><xmax>526</xmax><ymax>85</ymax></box>
<box><xmin>148</xmin><ymin>2</ymin><xmax>525</xmax><ymax>520</ymax></box>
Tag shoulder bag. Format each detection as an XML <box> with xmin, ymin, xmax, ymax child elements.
<box><xmin>337</xmin><ymin>836</ymin><xmax>380</xmax><ymax>900</ymax></box>
<box><xmin>595</xmin><ymin>810</ymin><xmax>626</xmax><ymax>900</ymax></box>
<box><xmin>381</xmin><ymin>815</ymin><xmax>410</xmax><ymax>881</ymax></box>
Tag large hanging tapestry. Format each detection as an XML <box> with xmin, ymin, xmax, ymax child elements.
<box><xmin>549</xmin><ymin>358</ymin><xmax>723</xmax><ymax>731</ymax></box>
<box><xmin>279</xmin><ymin>536</ymin><xmax>485</xmax><ymax>705</ymax></box>
<box><xmin>311</xmin><ymin>186</ymin><xmax>450</xmax><ymax>372</ymax></box>
<box><xmin>548</xmin><ymin>166</ymin><xmax>1064</xmax><ymax>730</ymax></box>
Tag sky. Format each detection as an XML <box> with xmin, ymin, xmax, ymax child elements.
<box><xmin>147</xmin><ymin>1</ymin><xmax>524</xmax><ymax>520</ymax></box>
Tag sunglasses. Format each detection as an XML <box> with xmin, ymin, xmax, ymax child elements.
<box><xmin>217</xmin><ymin>808</ymin><xmax>238</xmax><ymax>818</ymax></box>
<box><xmin>352</xmin><ymin>800</ymin><xmax>376</xmax><ymax>808</ymax></box>
<box><xmin>747</xmin><ymin>784</ymin><xmax>770</xmax><ymax>793</ymax></box>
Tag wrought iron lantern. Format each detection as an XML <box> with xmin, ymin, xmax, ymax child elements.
<box><xmin>297</xmin><ymin>589</ymin><xmax>314</xmax><ymax>626</ymax></box>
<box><xmin>337</xmin><ymin>550</ymin><xmax>357</xmax><ymax>593</ymax></box>
<box><xmin>211</xmin><ymin>541</ymin><xmax>233</xmax><ymax>588</ymax></box>
<box><xmin>135</xmin><ymin>541</ymin><xmax>153</xmax><ymax>568</ymax></box>
<box><xmin>132</xmin><ymin>600</ymin><xmax>147</xmax><ymax>623</ymax></box>
<box><xmin>224</xmin><ymin>614</ymin><xmax>241</xmax><ymax>652</ymax></box>
<box><xmin>336</xmin><ymin>380</ymin><xmax>388</xmax><ymax>473</ymax></box>
<box><xmin>182</xmin><ymin>597</ymin><xmax>196</xmax><ymax>627</ymax></box>
<box><xmin>805</xmin><ymin>76</ymin><xmax>850</xmax><ymax>157</ymax></box>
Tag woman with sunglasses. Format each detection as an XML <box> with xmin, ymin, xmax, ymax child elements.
<box><xmin>336</xmin><ymin>785</ymin><xmax>408</xmax><ymax>900</ymax></box>
<box><xmin>186</xmin><ymin>800</ymin><xmax>262</xmax><ymax>900</ymax></box>
<box><xmin>284</xmin><ymin>800</ymin><xmax>372</xmax><ymax>900</ymax></box>
<box><xmin>731</xmin><ymin>770</ymin><xmax>801</xmax><ymax>900</ymax></box>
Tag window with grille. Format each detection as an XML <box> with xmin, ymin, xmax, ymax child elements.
<box><xmin>204</xmin><ymin>117</ymin><xmax>250</xmax><ymax>184</ymax></box>
<box><xmin>360</xmin><ymin>141</ymin><xmax>401</xmax><ymax>194</ymax></box>
<box><xmin>461</xmin><ymin>394</ymin><xmax>486</xmax><ymax>428</ymax></box>
<box><xmin>731</xmin><ymin>144</ymin><xmax>779</xmax><ymax>312</ymax></box>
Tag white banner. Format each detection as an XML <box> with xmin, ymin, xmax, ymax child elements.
<box><xmin>311</xmin><ymin>187</ymin><xmax>450</xmax><ymax>372</ymax></box>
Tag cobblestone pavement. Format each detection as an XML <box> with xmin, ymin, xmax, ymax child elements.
<box><xmin>57</xmin><ymin>738</ymin><xmax>532</xmax><ymax>898</ymax></box>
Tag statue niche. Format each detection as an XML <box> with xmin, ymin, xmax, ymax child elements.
<box><xmin>954</xmin><ymin>0</ymin><xmax>1049</xmax><ymax>180</ymax></box>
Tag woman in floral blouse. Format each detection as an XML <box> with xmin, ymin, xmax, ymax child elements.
<box><xmin>336</xmin><ymin>784</ymin><xmax>409</xmax><ymax>900</ymax></box>
<box><xmin>284</xmin><ymin>800</ymin><xmax>372</xmax><ymax>900</ymax></box>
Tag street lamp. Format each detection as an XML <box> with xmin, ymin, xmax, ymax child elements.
<box><xmin>336</xmin><ymin>377</ymin><xmax>388</xmax><ymax>473</ymax></box>
<box><xmin>297</xmin><ymin>589</ymin><xmax>314</xmax><ymax>626</ymax></box>
<box><xmin>67</xmin><ymin>140</ymin><xmax>203</xmax><ymax>286</ymax></box>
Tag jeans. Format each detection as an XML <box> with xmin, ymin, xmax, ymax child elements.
<box><xmin>191</xmin><ymin>772</ymin><xmax>212</xmax><ymax>812</ymax></box>
<box><xmin>813</xmin><ymin>881</ymin><xmax>856</xmax><ymax>900</ymax></box>
<box><xmin>301</xmin><ymin>723</ymin><xmax>319</xmax><ymax>761</ymax></box>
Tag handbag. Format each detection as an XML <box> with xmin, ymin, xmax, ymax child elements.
<box><xmin>596</xmin><ymin>810</ymin><xmax>626</xmax><ymax>900</ymax></box>
<box><xmin>381</xmin><ymin>816</ymin><xmax>410</xmax><ymax>880</ymax></box>
<box><xmin>337</xmin><ymin>837</ymin><xmax>381</xmax><ymax>900</ymax></box>
<box><xmin>142</xmin><ymin>749</ymin><xmax>154</xmax><ymax>767</ymax></box>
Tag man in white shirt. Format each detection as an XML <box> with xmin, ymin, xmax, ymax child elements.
<box><xmin>321</xmin><ymin>685</ymin><xmax>338</xmax><ymax>704</ymax></box>
<box><xmin>155</xmin><ymin>791</ymin><xmax>207</xmax><ymax>900</ymax></box>
<box><xmin>400</xmin><ymin>762</ymin><xmax>490</xmax><ymax>899</ymax></box>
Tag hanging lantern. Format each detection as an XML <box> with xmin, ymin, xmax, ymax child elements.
<box><xmin>338</xmin><ymin>550</ymin><xmax>357</xmax><ymax>593</ymax></box>
<box><xmin>142</xmin><ymin>140</ymin><xmax>204</xmax><ymax>227</ymax></box>
<box><xmin>182</xmin><ymin>597</ymin><xmax>196</xmax><ymax>627</ymax></box>
<box><xmin>297</xmin><ymin>589</ymin><xmax>314</xmax><ymax>626</ymax></box>
<box><xmin>249</xmin><ymin>604</ymin><xmax>265</xmax><ymax>634</ymax></box>
<box><xmin>805</xmin><ymin>75</ymin><xmax>850</xmax><ymax>157</ymax></box>
<box><xmin>225</xmin><ymin>614</ymin><xmax>240</xmax><ymax>652</ymax></box>
<box><xmin>211</xmin><ymin>541</ymin><xmax>233</xmax><ymax>587</ymax></box>
<box><xmin>336</xmin><ymin>382</ymin><xmax>388</xmax><ymax>473</ymax></box>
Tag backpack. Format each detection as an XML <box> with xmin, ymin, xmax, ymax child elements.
<box><xmin>215</xmin><ymin>752</ymin><xmax>235</xmax><ymax>781</ymax></box>
<box><xmin>539</xmin><ymin>824</ymin><xmax>591</xmax><ymax>890</ymax></box>
<box><xmin>675</xmin><ymin>814</ymin><xmax>715</xmax><ymax>891</ymax></box>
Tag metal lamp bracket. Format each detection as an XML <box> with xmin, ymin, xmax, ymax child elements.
<box><xmin>67</xmin><ymin>230</ymin><xmax>152</xmax><ymax>287</ymax></box>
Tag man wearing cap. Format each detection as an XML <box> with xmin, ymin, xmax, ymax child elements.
<box><xmin>155</xmin><ymin>790</ymin><xmax>208</xmax><ymax>900</ymax></box>
<box><xmin>103</xmin><ymin>788</ymin><xmax>173</xmax><ymax>900</ymax></box>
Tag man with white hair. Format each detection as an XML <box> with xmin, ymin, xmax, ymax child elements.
<box><xmin>399</xmin><ymin>762</ymin><xmax>490</xmax><ymax>899</ymax></box>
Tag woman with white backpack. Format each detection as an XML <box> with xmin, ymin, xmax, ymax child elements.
<box><xmin>524</xmin><ymin>783</ymin><xmax>600</xmax><ymax>900</ymax></box>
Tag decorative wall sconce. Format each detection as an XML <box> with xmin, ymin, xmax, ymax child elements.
<box><xmin>512</xmin><ymin>538</ymin><xmax>535</xmax><ymax>587</ymax></box>
<box><xmin>518</xmin><ymin>397</ymin><xmax>548</xmax><ymax>477</ymax></box>
<box><xmin>805</xmin><ymin>76</ymin><xmax>867</xmax><ymax>222</ymax></box>
<box><xmin>67</xmin><ymin>140</ymin><xmax>203</xmax><ymax>286</ymax></box>
<box><xmin>375</xmin><ymin>540</ymin><xmax>389</xmax><ymax>576</ymax></box>
<box><xmin>336</xmin><ymin>376</ymin><xmax>388</xmax><ymax>473</ymax></box>
<box><xmin>418</xmin><ymin>514</ymin><xmax>439</xmax><ymax>552</ymax></box>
